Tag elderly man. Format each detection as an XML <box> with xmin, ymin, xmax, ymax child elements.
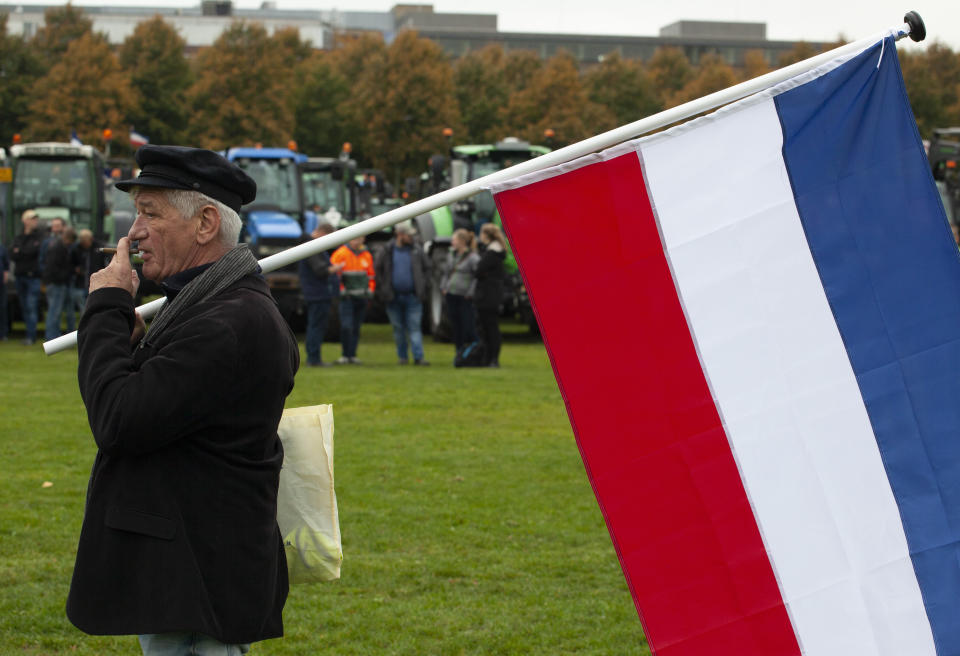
<box><xmin>10</xmin><ymin>209</ymin><xmax>44</xmax><ymax>344</ymax></box>
<box><xmin>68</xmin><ymin>146</ymin><xmax>298</xmax><ymax>656</ymax></box>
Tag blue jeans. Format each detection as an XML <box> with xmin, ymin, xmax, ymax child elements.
<box><xmin>445</xmin><ymin>293</ymin><xmax>477</xmax><ymax>353</ymax></box>
<box><xmin>15</xmin><ymin>276</ymin><xmax>41</xmax><ymax>342</ymax></box>
<box><xmin>45</xmin><ymin>283</ymin><xmax>68</xmax><ymax>340</ymax></box>
<box><xmin>386</xmin><ymin>293</ymin><xmax>424</xmax><ymax>361</ymax></box>
<box><xmin>305</xmin><ymin>298</ymin><xmax>331</xmax><ymax>364</ymax></box>
<box><xmin>139</xmin><ymin>632</ymin><xmax>250</xmax><ymax>655</ymax></box>
<box><xmin>339</xmin><ymin>296</ymin><xmax>367</xmax><ymax>358</ymax></box>
<box><xmin>69</xmin><ymin>285</ymin><xmax>86</xmax><ymax>327</ymax></box>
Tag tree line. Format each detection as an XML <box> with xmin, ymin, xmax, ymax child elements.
<box><xmin>1</xmin><ymin>5</ymin><xmax>957</xmax><ymax>187</ymax></box>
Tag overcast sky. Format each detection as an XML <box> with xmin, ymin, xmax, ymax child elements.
<box><xmin>23</xmin><ymin>1</ymin><xmax>959</xmax><ymax>50</ymax></box>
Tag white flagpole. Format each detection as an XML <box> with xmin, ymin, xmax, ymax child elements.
<box><xmin>44</xmin><ymin>15</ymin><xmax>923</xmax><ymax>356</ymax></box>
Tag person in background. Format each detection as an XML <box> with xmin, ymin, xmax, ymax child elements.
<box><xmin>39</xmin><ymin>216</ymin><xmax>66</xmax><ymax>271</ymax></box>
<box><xmin>0</xmin><ymin>239</ymin><xmax>9</xmax><ymax>341</ymax></box>
<box><xmin>375</xmin><ymin>222</ymin><xmax>431</xmax><ymax>366</ymax></box>
<box><xmin>475</xmin><ymin>223</ymin><xmax>507</xmax><ymax>368</ymax></box>
<box><xmin>43</xmin><ymin>225</ymin><xmax>76</xmax><ymax>340</ymax></box>
<box><xmin>298</xmin><ymin>222</ymin><xmax>343</xmax><ymax>367</ymax></box>
<box><xmin>10</xmin><ymin>209</ymin><xmax>44</xmax><ymax>345</ymax></box>
<box><xmin>441</xmin><ymin>228</ymin><xmax>480</xmax><ymax>355</ymax></box>
<box><xmin>331</xmin><ymin>235</ymin><xmax>375</xmax><ymax>365</ymax></box>
<box><xmin>71</xmin><ymin>229</ymin><xmax>107</xmax><ymax>307</ymax></box>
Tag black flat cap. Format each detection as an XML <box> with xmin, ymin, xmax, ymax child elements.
<box><xmin>115</xmin><ymin>145</ymin><xmax>257</xmax><ymax>213</ymax></box>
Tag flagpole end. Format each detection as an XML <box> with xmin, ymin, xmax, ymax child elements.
<box><xmin>904</xmin><ymin>11</ymin><xmax>926</xmax><ymax>42</ymax></box>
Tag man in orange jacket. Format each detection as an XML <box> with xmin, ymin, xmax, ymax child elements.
<box><xmin>331</xmin><ymin>235</ymin><xmax>375</xmax><ymax>364</ymax></box>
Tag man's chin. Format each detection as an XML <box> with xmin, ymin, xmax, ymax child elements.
<box><xmin>140</xmin><ymin>264</ymin><xmax>162</xmax><ymax>283</ymax></box>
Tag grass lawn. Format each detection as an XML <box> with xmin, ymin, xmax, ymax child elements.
<box><xmin>0</xmin><ymin>320</ymin><xmax>649</xmax><ymax>655</ymax></box>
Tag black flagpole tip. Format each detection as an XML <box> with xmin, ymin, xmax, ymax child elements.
<box><xmin>904</xmin><ymin>11</ymin><xmax>926</xmax><ymax>42</ymax></box>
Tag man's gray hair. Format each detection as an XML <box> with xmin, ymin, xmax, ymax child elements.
<box><xmin>132</xmin><ymin>187</ymin><xmax>242</xmax><ymax>247</ymax></box>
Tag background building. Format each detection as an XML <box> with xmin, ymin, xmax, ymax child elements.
<box><xmin>0</xmin><ymin>2</ymin><xmax>824</xmax><ymax>66</ymax></box>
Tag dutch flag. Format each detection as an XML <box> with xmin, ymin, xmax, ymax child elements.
<box><xmin>493</xmin><ymin>35</ymin><xmax>960</xmax><ymax>655</ymax></box>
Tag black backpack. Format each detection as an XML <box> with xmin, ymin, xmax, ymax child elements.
<box><xmin>454</xmin><ymin>341</ymin><xmax>486</xmax><ymax>368</ymax></box>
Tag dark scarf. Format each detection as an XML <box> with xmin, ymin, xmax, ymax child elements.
<box><xmin>139</xmin><ymin>245</ymin><xmax>259</xmax><ymax>350</ymax></box>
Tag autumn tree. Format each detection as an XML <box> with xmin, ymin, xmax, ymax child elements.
<box><xmin>501</xmin><ymin>50</ymin><xmax>614</xmax><ymax>147</ymax></box>
<box><xmin>345</xmin><ymin>30</ymin><xmax>460</xmax><ymax>184</ymax></box>
<box><xmin>502</xmin><ymin>49</ymin><xmax>542</xmax><ymax>92</ymax></box>
<box><xmin>26</xmin><ymin>32</ymin><xmax>136</xmax><ymax>147</ymax></box>
<box><xmin>119</xmin><ymin>16</ymin><xmax>191</xmax><ymax>146</ymax></box>
<box><xmin>583</xmin><ymin>51</ymin><xmax>661</xmax><ymax>127</ymax></box>
<box><xmin>741</xmin><ymin>50</ymin><xmax>770</xmax><ymax>82</ymax></box>
<box><xmin>0</xmin><ymin>15</ymin><xmax>44</xmax><ymax>145</ymax></box>
<box><xmin>672</xmin><ymin>53</ymin><xmax>739</xmax><ymax>105</ymax></box>
<box><xmin>291</xmin><ymin>51</ymin><xmax>351</xmax><ymax>156</ymax></box>
<box><xmin>185</xmin><ymin>22</ymin><xmax>305</xmax><ymax>149</ymax></box>
<box><xmin>32</xmin><ymin>3</ymin><xmax>95</xmax><ymax>68</ymax></box>
<box><xmin>323</xmin><ymin>33</ymin><xmax>388</xmax><ymax>164</ymax></box>
<box><xmin>647</xmin><ymin>47</ymin><xmax>694</xmax><ymax>108</ymax></box>
<box><xmin>454</xmin><ymin>45</ymin><xmax>510</xmax><ymax>143</ymax></box>
<box><xmin>899</xmin><ymin>43</ymin><xmax>960</xmax><ymax>138</ymax></box>
<box><xmin>777</xmin><ymin>41</ymin><xmax>819</xmax><ymax>68</ymax></box>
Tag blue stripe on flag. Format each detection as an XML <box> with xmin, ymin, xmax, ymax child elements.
<box><xmin>777</xmin><ymin>37</ymin><xmax>960</xmax><ymax>653</ymax></box>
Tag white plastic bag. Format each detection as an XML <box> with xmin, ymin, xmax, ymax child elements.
<box><xmin>276</xmin><ymin>404</ymin><xmax>342</xmax><ymax>583</ymax></box>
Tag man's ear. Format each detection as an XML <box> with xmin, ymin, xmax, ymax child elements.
<box><xmin>196</xmin><ymin>205</ymin><xmax>222</xmax><ymax>246</ymax></box>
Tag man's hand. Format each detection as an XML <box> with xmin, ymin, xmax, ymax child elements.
<box><xmin>89</xmin><ymin>237</ymin><xmax>139</xmax><ymax>298</ymax></box>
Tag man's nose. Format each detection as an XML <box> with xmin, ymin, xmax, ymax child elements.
<box><xmin>128</xmin><ymin>217</ymin><xmax>146</xmax><ymax>241</ymax></box>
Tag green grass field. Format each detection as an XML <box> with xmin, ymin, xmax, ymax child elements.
<box><xmin>0</xmin><ymin>320</ymin><xmax>649</xmax><ymax>655</ymax></box>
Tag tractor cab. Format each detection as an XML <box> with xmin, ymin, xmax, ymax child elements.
<box><xmin>299</xmin><ymin>156</ymin><xmax>356</xmax><ymax>234</ymax></box>
<box><xmin>414</xmin><ymin>135</ymin><xmax>551</xmax><ymax>336</ymax></box>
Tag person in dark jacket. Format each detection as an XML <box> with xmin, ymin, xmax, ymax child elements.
<box><xmin>374</xmin><ymin>222</ymin><xmax>431</xmax><ymax>365</ymax></box>
<box><xmin>10</xmin><ymin>209</ymin><xmax>44</xmax><ymax>345</ymax></box>
<box><xmin>43</xmin><ymin>222</ymin><xmax>74</xmax><ymax>340</ymax></box>
<box><xmin>475</xmin><ymin>223</ymin><xmax>507</xmax><ymax>367</ymax></box>
<box><xmin>71</xmin><ymin>229</ymin><xmax>107</xmax><ymax>309</ymax></box>
<box><xmin>70</xmin><ymin>145</ymin><xmax>297</xmax><ymax>655</ymax></box>
<box><xmin>298</xmin><ymin>221</ymin><xmax>342</xmax><ymax>366</ymax></box>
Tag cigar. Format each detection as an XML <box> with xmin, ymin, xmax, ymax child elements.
<box><xmin>100</xmin><ymin>242</ymin><xmax>139</xmax><ymax>255</ymax></box>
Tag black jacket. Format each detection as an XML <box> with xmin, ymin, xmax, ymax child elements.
<box><xmin>42</xmin><ymin>239</ymin><xmax>72</xmax><ymax>285</ymax></box>
<box><xmin>374</xmin><ymin>239</ymin><xmax>431</xmax><ymax>304</ymax></box>
<box><xmin>69</xmin><ymin>275</ymin><xmax>298</xmax><ymax>644</ymax></box>
<box><xmin>71</xmin><ymin>242</ymin><xmax>107</xmax><ymax>290</ymax></box>
<box><xmin>474</xmin><ymin>244</ymin><xmax>506</xmax><ymax>311</ymax></box>
<box><xmin>10</xmin><ymin>230</ymin><xmax>43</xmax><ymax>278</ymax></box>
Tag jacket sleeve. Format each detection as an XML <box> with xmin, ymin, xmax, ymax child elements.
<box><xmin>306</xmin><ymin>252</ymin><xmax>330</xmax><ymax>278</ymax></box>
<box><xmin>439</xmin><ymin>252</ymin><xmax>452</xmax><ymax>292</ymax></box>
<box><xmin>467</xmin><ymin>253</ymin><xmax>479</xmax><ymax>298</ymax></box>
<box><xmin>77</xmin><ymin>288</ymin><xmax>241</xmax><ymax>457</ymax></box>
<box><xmin>365</xmin><ymin>253</ymin><xmax>376</xmax><ymax>292</ymax></box>
<box><xmin>11</xmin><ymin>235</ymin><xmax>40</xmax><ymax>264</ymax></box>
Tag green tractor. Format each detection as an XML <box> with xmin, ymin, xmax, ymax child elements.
<box><xmin>413</xmin><ymin>137</ymin><xmax>550</xmax><ymax>337</ymax></box>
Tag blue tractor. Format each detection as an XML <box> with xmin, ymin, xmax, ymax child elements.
<box><xmin>225</xmin><ymin>146</ymin><xmax>309</xmax><ymax>324</ymax></box>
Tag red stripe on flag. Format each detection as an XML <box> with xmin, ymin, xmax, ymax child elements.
<box><xmin>494</xmin><ymin>152</ymin><xmax>800</xmax><ymax>655</ymax></box>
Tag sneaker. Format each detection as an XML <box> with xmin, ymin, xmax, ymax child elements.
<box><xmin>21</xmin><ymin>338</ymin><xmax>35</xmax><ymax>346</ymax></box>
<box><xmin>398</xmin><ymin>358</ymin><xmax>409</xmax><ymax>365</ymax></box>
<box><xmin>334</xmin><ymin>356</ymin><xmax>350</xmax><ymax>365</ymax></box>
<box><xmin>348</xmin><ymin>357</ymin><xmax>362</xmax><ymax>365</ymax></box>
<box><xmin>487</xmin><ymin>361</ymin><xmax>500</xmax><ymax>368</ymax></box>
<box><xmin>414</xmin><ymin>359</ymin><xmax>430</xmax><ymax>366</ymax></box>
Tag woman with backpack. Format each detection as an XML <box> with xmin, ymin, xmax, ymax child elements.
<box><xmin>474</xmin><ymin>223</ymin><xmax>507</xmax><ymax>367</ymax></box>
<box><xmin>441</xmin><ymin>228</ymin><xmax>480</xmax><ymax>358</ymax></box>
